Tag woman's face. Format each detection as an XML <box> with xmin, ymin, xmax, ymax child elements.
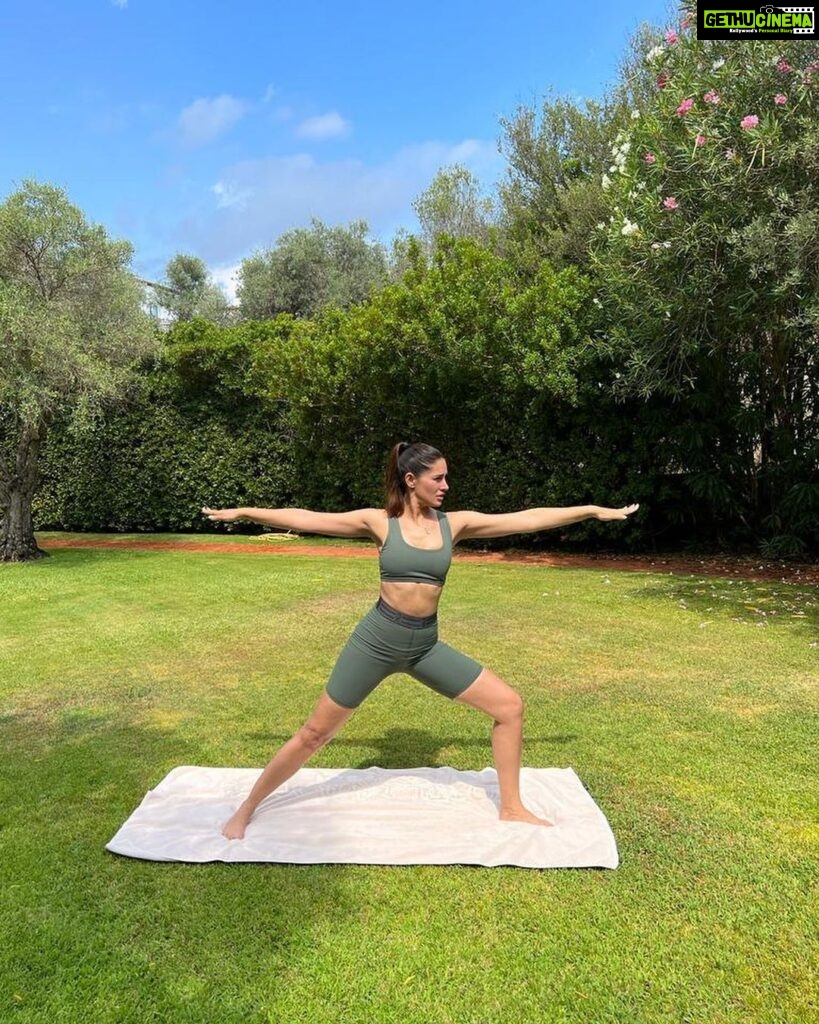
<box><xmin>406</xmin><ymin>458</ymin><xmax>449</xmax><ymax>508</ymax></box>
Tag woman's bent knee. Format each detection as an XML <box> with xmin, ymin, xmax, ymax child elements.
<box><xmin>494</xmin><ymin>690</ymin><xmax>524</xmax><ymax>724</ymax></box>
<box><xmin>506</xmin><ymin>690</ymin><xmax>525</xmax><ymax>719</ymax></box>
<box><xmin>456</xmin><ymin>668</ymin><xmax>524</xmax><ymax>721</ymax></box>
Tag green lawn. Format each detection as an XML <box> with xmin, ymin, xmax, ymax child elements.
<box><xmin>1</xmin><ymin>534</ymin><xmax>817</xmax><ymax>1024</ymax></box>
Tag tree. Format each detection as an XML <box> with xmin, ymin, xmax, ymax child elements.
<box><xmin>387</xmin><ymin>228</ymin><xmax>427</xmax><ymax>282</ymax></box>
<box><xmin>497</xmin><ymin>95</ymin><xmax>623</xmax><ymax>272</ymax></box>
<box><xmin>412</xmin><ymin>165</ymin><xmax>495</xmax><ymax>248</ymax></box>
<box><xmin>152</xmin><ymin>253</ymin><xmax>234</xmax><ymax>326</ymax></box>
<box><xmin>237</xmin><ymin>219</ymin><xmax>388</xmax><ymax>320</ymax></box>
<box><xmin>496</xmin><ymin>23</ymin><xmax>663</xmax><ymax>274</ymax></box>
<box><xmin>590</xmin><ymin>8</ymin><xmax>819</xmax><ymax>554</ymax></box>
<box><xmin>0</xmin><ymin>180</ymin><xmax>158</xmax><ymax>562</ymax></box>
<box><xmin>273</xmin><ymin>235</ymin><xmax>593</xmax><ymax>516</ymax></box>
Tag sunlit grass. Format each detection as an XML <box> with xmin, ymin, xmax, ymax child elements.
<box><xmin>1</xmin><ymin>536</ymin><xmax>816</xmax><ymax>1024</ymax></box>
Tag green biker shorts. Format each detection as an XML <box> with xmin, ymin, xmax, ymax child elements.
<box><xmin>325</xmin><ymin>598</ymin><xmax>484</xmax><ymax>709</ymax></box>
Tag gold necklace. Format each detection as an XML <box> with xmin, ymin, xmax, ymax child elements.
<box><xmin>406</xmin><ymin>497</ymin><xmax>434</xmax><ymax>533</ymax></box>
<box><xmin>409</xmin><ymin>512</ymin><xmax>433</xmax><ymax>534</ymax></box>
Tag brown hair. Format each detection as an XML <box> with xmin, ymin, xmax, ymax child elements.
<box><xmin>384</xmin><ymin>441</ymin><xmax>444</xmax><ymax>517</ymax></box>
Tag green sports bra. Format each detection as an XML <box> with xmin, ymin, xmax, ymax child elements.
<box><xmin>378</xmin><ymin>510</ymin><xmax>453</xmax><ymax>587</ymax></box>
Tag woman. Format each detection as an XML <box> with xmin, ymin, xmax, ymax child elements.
<box><xmin>202</xmin><ymin>441</ymin><xmax>638</xmax><ymax>839</ymax></box>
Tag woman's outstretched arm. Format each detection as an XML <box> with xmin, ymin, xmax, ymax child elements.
<box><xmin>450</xmin><ymin>504</ymin><xmax>639</xmax><ymax>542</ymax></box>
<box><xmin>201</xmin><ymin>506</ymin><xmax>381</xmax><ymax>539</ymax></box>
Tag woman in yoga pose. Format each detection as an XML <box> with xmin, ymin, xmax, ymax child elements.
<box><xmin>202</xmin><ymin>441</ymin><xmax>638</xmax><ymax>839</ymax></box>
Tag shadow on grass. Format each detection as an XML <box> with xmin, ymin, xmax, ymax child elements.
<box><xmin>1</xmin><ymin>709</ymin><xmax>579</xmax><ymax>1021</ymax></box>
<box><xmin>627</xmin><ymin>576</ymin><xmax>819</xmax><ymax>638</ymax></box>
<box><xmin>241</xmin><ymin>726</ymin><xmax>577</xmax><ymax>772</ymax></box>
<box><xmin>0</xmin><ymin>708</ymin><xmax>355</xmax><ymax>1022</ymax></box>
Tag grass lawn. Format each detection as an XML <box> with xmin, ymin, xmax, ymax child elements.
<box><xmin>1</xmin><ymin>533</ymin><xmax>817</xmax><ymax>1024</ymax></box>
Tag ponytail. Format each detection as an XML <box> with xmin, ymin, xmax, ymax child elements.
<box><xmin>384</xmin><ymin>441</ymin><xmax>443</xmax><ymax>517</ymax></box>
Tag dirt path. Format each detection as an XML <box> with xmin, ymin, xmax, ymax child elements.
<box><xmin>39</xmin><ymin>536</ymin><xmax>819</xmax><ymax>585</ymax></box>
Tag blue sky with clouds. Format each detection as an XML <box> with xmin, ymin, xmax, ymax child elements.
<box><xmin>1</xmin><ymin>0</ymin><xmax>675</xmax><ymax>297</ymax></box>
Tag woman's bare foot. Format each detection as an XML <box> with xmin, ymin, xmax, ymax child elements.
<box><xmin>222</xmin><ymin>805</ymin><xmax>253</xmax><ymax>840</ymax></box>
<box><xmin>499</xmin><ymin>806</ymin><xmax>555</xmax><ymax>827</ymax></box>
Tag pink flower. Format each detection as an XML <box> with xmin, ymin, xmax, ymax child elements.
<box><xmin>644</xmin><ymin>152</ymin><xmax>657</xmax><ymax>164</ymax></box>
<box><xmin>680</xmin><ymin>15</ymin><xmax>692</xmax><ymax>30</ymax></box>
<box><xmin>663</xmin><ymin>196</ymin><xmax>679</xmax><ymax>210</ymax></box>
<box><xmin>676</xmin><ymin>97</ymin><xmax>695</xmax><ymax>116</ymax></box>
<box><xmin>777</xmin><ymin>59</ymin><xmax>792</xmax><ymax>73</ymax></box>
<box><xmin>774</xmin><ymin>93</ymin><xmax>788</xmax><ymax>105</ymax></box>
<box><xmin>703</xmin><ymin>90</ymin><xmax>721</xmax><ymax>105</ymax></box>
<box><xmin>740</xmin><ymin>114</ymin><xmax>759</xmax><ymax>130</ymax></box>
<box><xmin>657</xmin><ymin>70</ymin><xmax>669</xmax><ymax>90</ymax></box>
<box><xmin>695</xmin><ymin>134</ymin><xmax>706</xmax><ymax>147</ymax></box>
<box><xmin>666</xmin><ymin>29</ymin><xmax>678</xmax><ymax>44</ymax></box>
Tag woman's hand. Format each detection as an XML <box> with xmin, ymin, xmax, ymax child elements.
<box><xmin>594</xmin><ymin>503</ymin><xmax>640</xmax><ymax>522</ymax></box>
<box><xmin>201</xmin><ymin>506</ymin><xmax>244</xmax><ymax>523</ymax></box>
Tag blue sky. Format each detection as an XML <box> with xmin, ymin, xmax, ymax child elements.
<box><xmin>0</xmin><ymin>0</ymin><xmax>675</xmax><ymax>297</ymax></box>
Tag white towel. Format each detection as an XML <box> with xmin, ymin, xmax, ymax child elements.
<box><xmin>106</xmin><ymin>765</ymin><xmax>619</xmax><ymax>869</ymax></box>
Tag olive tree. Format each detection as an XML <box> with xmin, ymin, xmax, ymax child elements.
<box><xmin>0</xmin><ymin>181</ymin><xmax>159</xmax><ymax>561</ymax></box>
<box><xmin>237</xmin><ymin>218</ymin><xmax>388</xmax><ymax>320</ymax></box>
<box><xmin>412</xmin><ymin>164</ymin><xmax>496</xmax><ymax>249</ymax></box>
<box><xmin>153</xmin><ymin>253</ymin><xmax>234</xmax><ymax>325</ymax></box>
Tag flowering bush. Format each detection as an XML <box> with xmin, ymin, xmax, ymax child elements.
<box><xmin>591</xmin><ymin>11</ymin><xmax>819</xmax><ymax>555</ymax></box>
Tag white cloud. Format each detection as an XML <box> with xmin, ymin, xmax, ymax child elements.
<box><xmin>211</xmin><ymin>181</ymin><xmax>252</xmax><ymax>210</ymax></box>
<box><xmin>111</xmin><ymin>0</ymin><xmax>127</xmax><ymax>7</ymax></box>
<box><xmin>177</xmin><ymin>95</ymin><xmax>247</xmax><ymax>148</ymax></box>
<box><xmin>295</xmin><ymin>112</ymin><xmax>351</xmax><ymax>140</ymax></box>
<box><xmin>171</xmin><ymin>138</ymin><xmax>504</xmax><ymax>264</ymax></box>
<box><xmin>210</xmin><ymin>263</ymin><xmax>242</xmax><ymax>304</ymax></box>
